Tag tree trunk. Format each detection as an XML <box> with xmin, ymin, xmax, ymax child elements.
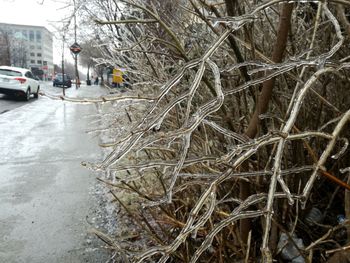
<box><xmin>240</xmin><ymin>3</ymin><xmax>294</xmax><ymax>245</ymax></box>
<box><xmin>245</xmin><ymin>3</ymin><xmax>294</xmax><ymax>138</ymax></box>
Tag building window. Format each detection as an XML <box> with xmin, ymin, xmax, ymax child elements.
<box><xmin>30</xmin><ymin>60</ymin><xmax>35</xmax><ymax>64</ymax></box>
<box><xmin>37</xmin><ymin>53</ymin><xmax>42</xmax><ymax>57</ymax></box>
<box><xmin>22</xmin><ymin>30</ymin><xmax>27</xmax><ymax>39</ymax></box>
<box><xmin>30</xmin><ymin>52</ymin><xmax>35</xmax><ymax>57</ymax></box>
<box><xmin>29</xmin><ymin>30</ymin><xmax>34</xmax><ymax>41</ymax></box>
<box><xmin>37</xmin><ymin>45</ymin><xmax>42</xmax><ymax>50</ymax></box>
<box><xmin>37</xmin><ymin>60</ymin><xmax>42</xmax><ymax>64</ymax></box>
<box><xmin>30</xmin><ymin>45</ymin><xmax>35</xmax><ymax>49</ymax></box>
<box><xmin>36</xmin><ymin>31</ymin><xmax>41</xmax><ymax>42</ymax></box>
<box><xmin>43</xmin><ymin>61</ymin><xmax>47</xmax><ymax>66</ymax></box>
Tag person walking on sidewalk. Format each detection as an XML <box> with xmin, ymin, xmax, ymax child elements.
<box><xmin>94</xmin><ymin>77</ymin><xmax>99</xmax><ymax>85</ymax></box>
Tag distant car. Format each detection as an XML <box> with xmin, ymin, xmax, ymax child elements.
<box><xmin>53</xmin><ymin>73</ymin><xmax>72</xmax><ymax>88</ymax></box>
<box><xmin>0</xmin><ymin>66</ymin><xmax>40</xmax><ymax>101</ymax></box>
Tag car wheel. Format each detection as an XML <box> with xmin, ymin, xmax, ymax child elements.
<box><xmin>24</xmin><ymin>88</ymin><xmax>30</xmax><ymax>101</ymax></box>
<box><xmin>34</xmin><ymin>86</ymin><xmax>40</xmax><ymax>99</ymax></box>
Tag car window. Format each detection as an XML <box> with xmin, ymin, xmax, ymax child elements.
<box><xmin>0</xmin><ymin>69</ymin><xmax>22</xmax><ymax>77</ymax></box>
<box><xmin>56</xmin><ymin>74</ymin><xmax>70</xmax><ymax>80</ymax></box>
<box><xmin>55</xmin><ymin>74</ymin><xmax>64</xmax><ymax>79</ymax></box>
<box><xmin>25</xmin><ymin>72</ymin><xmax>35</xmax><ymax>79</ymax></box>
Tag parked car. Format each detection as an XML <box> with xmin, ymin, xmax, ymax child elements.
<box><xmin>53</xmin><ymin>73</ymin><xmax>72</xmax><ymax>88</ymax></box>
<box><xmin>0</xmin><ymin>66</ymin><xmax>40</xmax><ymax>101</ymax></box>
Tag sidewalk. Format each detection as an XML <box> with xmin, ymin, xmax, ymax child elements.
<box><xmin>0</xmin><ymin>84</ymin><xmax>111</xmax><ymax>262</ymax></box>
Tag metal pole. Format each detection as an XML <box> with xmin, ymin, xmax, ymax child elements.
<box><xmin>62</xmin><ymin>35</ymin><xmax>65</xmax><ymax>96</ymax></box>
<box><xmin>73</xmin><ymin>0</ymin><xmax>80</xmax><ymax>89</ymax></box>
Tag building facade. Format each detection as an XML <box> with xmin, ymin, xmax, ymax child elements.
<box><xmin>0</xmin><ymin>23</ymin><xmax>53</xmax><ymax>80</ymax></box>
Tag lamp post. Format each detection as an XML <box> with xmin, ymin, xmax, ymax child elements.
<box><xmin>72</xmin><ymin>0</ymin><xmax>80</xmax><ymax>89</ymax></box>
<box><xmin>61</xmin><ymin>34</ymin><xmax>66</xmax><ymax>96</ymax></box>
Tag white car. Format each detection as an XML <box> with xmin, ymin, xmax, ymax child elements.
<box><xmin>0</xmin><ymin>66</ymin><xmax>40</xmax><ymax>101</ymax></box>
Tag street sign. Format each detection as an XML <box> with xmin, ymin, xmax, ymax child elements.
<box><xmin>69</xmin><ymin>42</ymin><xmax>82</xmax><ymax>54</ymax></box>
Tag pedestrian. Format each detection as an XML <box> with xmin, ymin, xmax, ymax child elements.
<box><xmin>94</xmin><ymin>76</ymin><xmax>99</xmax><ymax>85</ymax></box>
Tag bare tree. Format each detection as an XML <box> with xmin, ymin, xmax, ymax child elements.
<box><xmin>0</xmin><ymin>29</ymin><xmax>11</xmax><ymax>65</ymax></box>
<box><xmin>10</xmin><ymin>35</ymin><xmax>28</xmax><ymax>68</ymax></box>
<box><xmin>80</xmin><ymin>40</ymin><xmax>97</xmax><ymax>82</ymax></box>
<box><xmin>50</xmin><ymin>0</ymin><xmax>350</xmax><ymax>262</ymax></box>
<box><xmin>0</xmin><ymin>28</ymin><xmax>28</xmax><ymax>68</ymax></box>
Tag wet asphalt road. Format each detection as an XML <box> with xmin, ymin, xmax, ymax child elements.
<box><xmin>0</xmin><ymin>94</ymin><xmax>37</xmax><ymax>114</ymax></box>
<box><xmin>0</xmin><ymin>83</ymin><xmax>110</xmax><ymax>262</ymax></box>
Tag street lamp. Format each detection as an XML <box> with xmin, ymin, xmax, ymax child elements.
<box><xmin>62</xmin><ymin>34</ymin><xmax>66</xmax><ymax>96</ymax></box>
<box><xmin>70</xmin><ymin>0</ymin><xmax>81</xmax><ymax>89</ymax></box>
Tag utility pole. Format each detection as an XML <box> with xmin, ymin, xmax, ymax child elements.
<box><xmin>73</xmin><ymin>0</ymin><xmax>80</xmax><ymax>89</ymax></box>
<box><xmin>62</xmin><ymin>34</ymin><xmax>65</xmax><ymax>96</ymax></box>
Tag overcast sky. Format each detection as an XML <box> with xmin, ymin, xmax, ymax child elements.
<box><xmin>0</xmin><ymin>0</ymin><xmax>69</xmax><ymax>29</ymax></box>
<box><xmin>0</xmin><ymin>0</ymin><xmax>72</xmax><ymax>63</ymax></box>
